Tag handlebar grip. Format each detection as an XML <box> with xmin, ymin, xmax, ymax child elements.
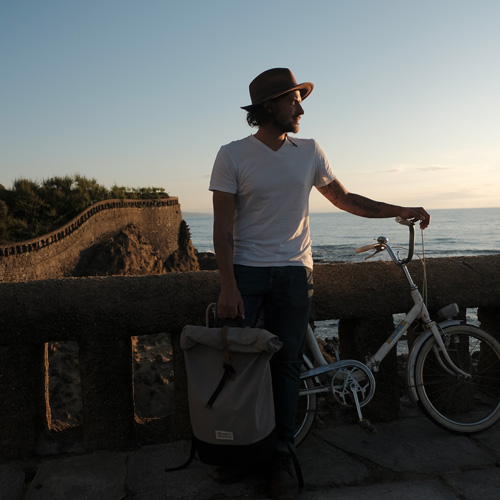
<box><xmin>355</xmin><ymin>244</ymin><xmax>375</xmax><ymax>254</ymax></box>
<box><xmin>395</xmin><ymin>216</ymin><xmax>413</xmax><ymax>227</ymax></box>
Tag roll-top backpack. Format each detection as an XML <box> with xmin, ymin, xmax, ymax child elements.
<box><xmin>166</xmin><ymin>324</ymin><xmax>282</xmax><ymax>470</ymax></box>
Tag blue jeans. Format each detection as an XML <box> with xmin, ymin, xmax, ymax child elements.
<box><xmin>219</xmin><ymin>265</ymin><xmax>314</xmax><ymax>444</ymax></box>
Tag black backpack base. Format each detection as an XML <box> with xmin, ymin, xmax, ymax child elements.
<box><xmin>196</xmin><ymin>426</ymin><xmax>278</xmax><ymax>466</ymax></box>
<box><xmin>165</xmin><ymin>427</ymin><xmax>277</xmax><ymax>471</ymax></box>
<box><xmin>165</xmin><ymin>429</ymin><xmax>304</xmax><ymax>490</ymax></box>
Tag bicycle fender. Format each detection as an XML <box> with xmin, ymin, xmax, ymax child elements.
<box><xmin>406</xmin><ymin>330</ymin><xmax>430</xmax><ymax>405</ymax></box>
<box><xmin>436</xmin><ymin>319</ymin><xmax>464</xmax><ymax>329</ymax></box>
<box><xmin>406</xmin><ymin>319</ymin><xmax>463</xmax><ymax>404</ymax></box>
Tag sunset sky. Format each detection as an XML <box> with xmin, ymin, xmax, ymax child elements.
<box><xmin>1</xmin><ymin>0</ymin><xmax>499</xmax><ymax>213</ymax></box>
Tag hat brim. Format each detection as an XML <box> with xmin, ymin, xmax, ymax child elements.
<box><xmin>241</xmin><ymin>82</ymin><xmax>314</xmax><ymax>111</ymax></box>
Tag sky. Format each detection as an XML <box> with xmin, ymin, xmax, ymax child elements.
<box><xmin>1</xmin><ymin>0</ymin><xmax>499</xmax><ymax>213</ymax></box>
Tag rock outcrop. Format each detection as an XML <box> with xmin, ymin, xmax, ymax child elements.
<box><xmin>164</xmin><ymin>220</ymin><xmax>200</xmax><ymax>273</ymax></box>
<box><xmin>73</xmin><ymin>222</ymin><xmax>199</xmax><ymax>277</ymax></box>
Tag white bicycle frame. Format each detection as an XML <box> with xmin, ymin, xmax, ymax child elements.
<box><xmin>301</xmin><ymin>224</ymin><xmax>470</xmax><ymax>411</ymax></box>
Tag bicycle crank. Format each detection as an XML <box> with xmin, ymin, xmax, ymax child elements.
<box><xmin>330</xmin><ymin>361</ymin><xmax>376</xmax><ymax>417</ymax></box>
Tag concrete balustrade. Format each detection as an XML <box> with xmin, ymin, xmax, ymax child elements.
<box><xmin>0</xmin><ymin>255</ymin><xmax>499</xmax><ymax>458</ymax></box>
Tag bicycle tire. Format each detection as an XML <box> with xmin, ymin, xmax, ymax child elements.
<box><xmin>294</xmin><ymin>356</ymin><xmax>317</xmax><ymax>446</ymax></box>
<box><xmin>414</xmin><ymin>324</ymin><xmax>500</xmax><ymax>434</ymax></box>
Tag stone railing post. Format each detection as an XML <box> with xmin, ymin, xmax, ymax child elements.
<box><xmin>0</xmin><ymin>343</ymin><xmax>50</xmax><ymax>458</ymax></box>
<box><xmin>478</xmin><ymin>307</ymin><xmax>500</xmax><ymax>341</ymax></box>
<box><xmin>171</xmin><ymin>331</ymin><xmax>190</xmax><ymax>440</ymax></box>
<box><xmin>338</xmin><ymin>315</ymin><xmax>400</xmax><ymax>421</ymax></box>
<box><xmin>78</xmin><ymin>338</ymin><xmax>136</xmax><ymax>450</ymax></box>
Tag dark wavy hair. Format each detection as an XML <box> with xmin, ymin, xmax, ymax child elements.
<box><xmin>246</xmin><ymin>104</ymin><xmax>272</xmax><ymax>128</ymax></box>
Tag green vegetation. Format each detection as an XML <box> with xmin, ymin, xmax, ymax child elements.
<box><xmin>0</xmin><ymin>175</ymin><xmax>169</xmax><ymax>243</ymax></box>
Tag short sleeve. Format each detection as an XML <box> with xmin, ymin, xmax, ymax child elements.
<box><xmin>209</xmin><ymin>147</ymin><xmax>238</xmax><ymax>194</ymax></box>
<box><xmin>313</xmin><ymin>141</ymin><xmax>335</xmax><ymax>188</ymax></box>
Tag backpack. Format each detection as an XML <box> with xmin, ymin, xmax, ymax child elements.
<box><xmin>166</xmin><ymin>324</ymin><xmax>282</xmax><ymax>470</ymax></box>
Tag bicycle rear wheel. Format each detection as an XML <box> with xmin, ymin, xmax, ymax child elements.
<box><xmin>414</xmin><ymin>324</ymin><xmax>500</xmax><ymax>433</ymax></box>
<box><xmin>294</xmin><ymin>356</ymin><xmax>317</xmax><ymax>446</ymax></box>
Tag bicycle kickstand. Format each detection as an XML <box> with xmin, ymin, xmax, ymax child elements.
<box><xmin>349</xmin><ymin>383</ymin><xmax>376</xmax><ymax>433</ymax></box>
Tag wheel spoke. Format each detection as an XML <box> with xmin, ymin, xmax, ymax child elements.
<box><xmin>415</xmin><ymin>325</ymin><xmax>500</xmax><ymax>433</ymax></box>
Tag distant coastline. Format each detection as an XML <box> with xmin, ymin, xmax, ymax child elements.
<box><xmin>182</xmin><ymin>212</ymin><xmax>212</xmax><ymax>217</ymax></box>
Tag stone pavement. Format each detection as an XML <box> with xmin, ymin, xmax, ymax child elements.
<box><xmin>2</xmin><ymin>412</ymin><xmax>500</xmax><ymax>500</ymax></box>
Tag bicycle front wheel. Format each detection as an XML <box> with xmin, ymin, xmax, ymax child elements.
<box><xmin>294</xmin><ymin>356</ymin><xmax>317</xmax><ymax>446</ymax></box>
<box><xmin>414</xmin><ymin>324</ymin><xmax>500</xmax><ymax>434</ymax></box>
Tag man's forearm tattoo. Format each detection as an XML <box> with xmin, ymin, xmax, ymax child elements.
<box><xmin>318</xmin><ymin>184</ymin><xmax>340</xmax><ymax>204</ymax></box>
<box><xmin>350</xmin><ymin>199</ymin><xmax>382</xmax><ymax>215</ymax></box>
<box><xmin>319</xmin><ymin>183</ymin><xmax>382</xmax><ymax>215</ymax></box>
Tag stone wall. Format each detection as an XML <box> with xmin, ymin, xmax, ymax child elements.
<box><xmin>0</xmin><ymin>198</ymin><xmax>187</xmax><ymax>282</ymax></box>
<box><xmin>1</xmin><ymin>255</ymin><xmax>499</xmax><ymax>458</ymax></box>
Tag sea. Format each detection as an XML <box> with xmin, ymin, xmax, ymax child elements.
<box><xmin>184</xmin><ymin>207</ymin><xmax>500</xmax><ymax>263</ymax></box>
<box><xmin>184</xmin><ymin>207</ymin><xmax>500</xmax><ymax>346</ymax></box>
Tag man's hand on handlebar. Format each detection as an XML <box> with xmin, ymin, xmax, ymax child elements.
<box><xmin>398</xmin><ymin>207</ymin><xmax>431</xmax><ymax>230</ymax></box>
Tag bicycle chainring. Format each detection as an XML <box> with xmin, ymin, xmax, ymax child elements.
<box><xmin>330</xmin><ymin>363</ymin><xmax>376</xmax><ymax>408</ymax></box>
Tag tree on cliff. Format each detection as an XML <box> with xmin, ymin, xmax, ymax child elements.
<box><xmin>0</xmin><ymin>175</ymin><xmax>170</xmax><ymax>243</ymax></box>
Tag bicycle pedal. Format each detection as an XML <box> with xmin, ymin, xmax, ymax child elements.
<box><xmin>358</xmin><ymin>419</ymin><xmax>377</xmax><ymax>433</ymax></box>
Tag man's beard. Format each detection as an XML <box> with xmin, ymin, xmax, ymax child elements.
<box><xmin>269</xmin><ymin>113</ymin><xmax>300</xmax><ymax>134</ymax></box>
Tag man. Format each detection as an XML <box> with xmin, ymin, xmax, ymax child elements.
<box><xmin>209</xmin><ymin>68</ymin><xmax>430</xmax><ymax>500</ymax></box>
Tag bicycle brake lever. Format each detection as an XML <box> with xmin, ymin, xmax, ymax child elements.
<box><xmin>363</xmin><ymin>245</ymin><xmax>386</xmax><ymax>261</ymax></box>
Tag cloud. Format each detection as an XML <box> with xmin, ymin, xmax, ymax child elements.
<box><xmin>417</xmin><ymin>165</ymin><xmax>452</xmax><ymax>172</ymax></box>
<box><xmin>375</xmin><ymin>164</ymin><xmax>409</xmax><ymax>174</ymax></box>
<box><xmin>376</xmin><ymin>164</ymin><xmax>453</xmax><ymax>174</ymax></box>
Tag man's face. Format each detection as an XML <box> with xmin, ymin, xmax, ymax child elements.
<box><xmin>268</xmin><ymin>90</ymin><xmax>304</xmax><ymax>134</ymax></box>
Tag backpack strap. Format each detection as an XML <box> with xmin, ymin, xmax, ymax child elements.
<box><xmin>205</xmin><ymin>325</ymin><xmax>236</xmax><ymax>409</ymax></box>
<box><xmin>220</xmin><ymin>325</ymin><xmax>236</xmax><ymax>381</ymax></box>
<box><xmin>165</xmin><ymin>438</ymin><xmax>197</xmax><ymax>472</ymax></box>
<box><xmin>287</xmin><ymin>442</ymin><xmax>304</xmax><ymax>490</ymax></box>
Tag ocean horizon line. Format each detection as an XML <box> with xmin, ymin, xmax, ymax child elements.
<box><xmin>183</xmin><ymin>206</ymin><xmax>500</xmax><ymax>218</ymax></box>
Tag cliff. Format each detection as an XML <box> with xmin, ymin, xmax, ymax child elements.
<box><xmin>73</xmin><ymin>222</ymin><xmax>199</xmax><ymax>276</ymax></box>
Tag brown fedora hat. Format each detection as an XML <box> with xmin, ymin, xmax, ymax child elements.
<box><xmin>241</xmin><ymin>68</ymin><xmax>314</xmax><ymax>111</ymax></box>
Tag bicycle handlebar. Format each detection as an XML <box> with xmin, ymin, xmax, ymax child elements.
<box><xmin>355</xmin><ymin>217</ymin><xmax>415</xmax><ymax>265</ymax></box>
<box><xmin>395</xmin><ymin>216</ymin><xmax>412</xmax><ymax>227</ymax></box>
<box><xmin>396</xmin><ymin>217</ymin><xmax>415</xmax><ymax>264</ymax></box>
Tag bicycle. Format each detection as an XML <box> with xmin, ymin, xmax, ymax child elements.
<box><xmin>206</xmin><ymin>217</ymin><xmax>500</xmax><ymax>447</ymax></box>
<box><xmin>295</xmin><ymin>217</ymin><xmax>500</xmax><ymax>445</ymax></box>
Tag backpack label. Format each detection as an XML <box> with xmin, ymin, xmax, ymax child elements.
<box><xmin>215</xmin><ymin>430</ymin><xmax>234</xmax><ymax>441</ymax></box>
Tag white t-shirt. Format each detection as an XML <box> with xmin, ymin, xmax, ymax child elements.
<box><xmin>209</xmin><ymin>135</ymin><xmax>335</xmax><ymax>269</ymax></box>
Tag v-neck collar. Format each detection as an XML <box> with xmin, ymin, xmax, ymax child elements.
<box><xmin>249</xmin><ymin>134</ymin><xmax>291</xmax><ymax>153</ymax></box>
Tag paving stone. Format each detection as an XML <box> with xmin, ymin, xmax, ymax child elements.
<box><xmin>24</xmin><ymin>451</ymin><xmax>127</xmax><ymax>500</ymax></box>
<box><xmin>472</xmin><ymin>423</ymin><xmax>500</xmax><ymax>461</ymax></box>
<box><xmin>0</xmin><ymin>462</ymin><xmax>25</xmax><ymax>500</ymax></box>
<box><xmin>316</xmin><ymin>416</ymin><xmax>493</xmax><ymax>474</ymax></box>
<box><xmin>126</xmin><ymin>441</ymin><xmax>266</xmax><ymax>500</ymax></box>
<box><xmin>299</xmin><ymin>433</ymin><xmax>369</xmax><ymax>488</ymax></box>
<box><xmin>302</xmin><ymin>479</ymin><xmax>459</xmax><ymax>499</ymax></box>
<box><xmin>444</xmin><ymin>468</ymin><xmax>500</xmax><ymax>500</ymax></box>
